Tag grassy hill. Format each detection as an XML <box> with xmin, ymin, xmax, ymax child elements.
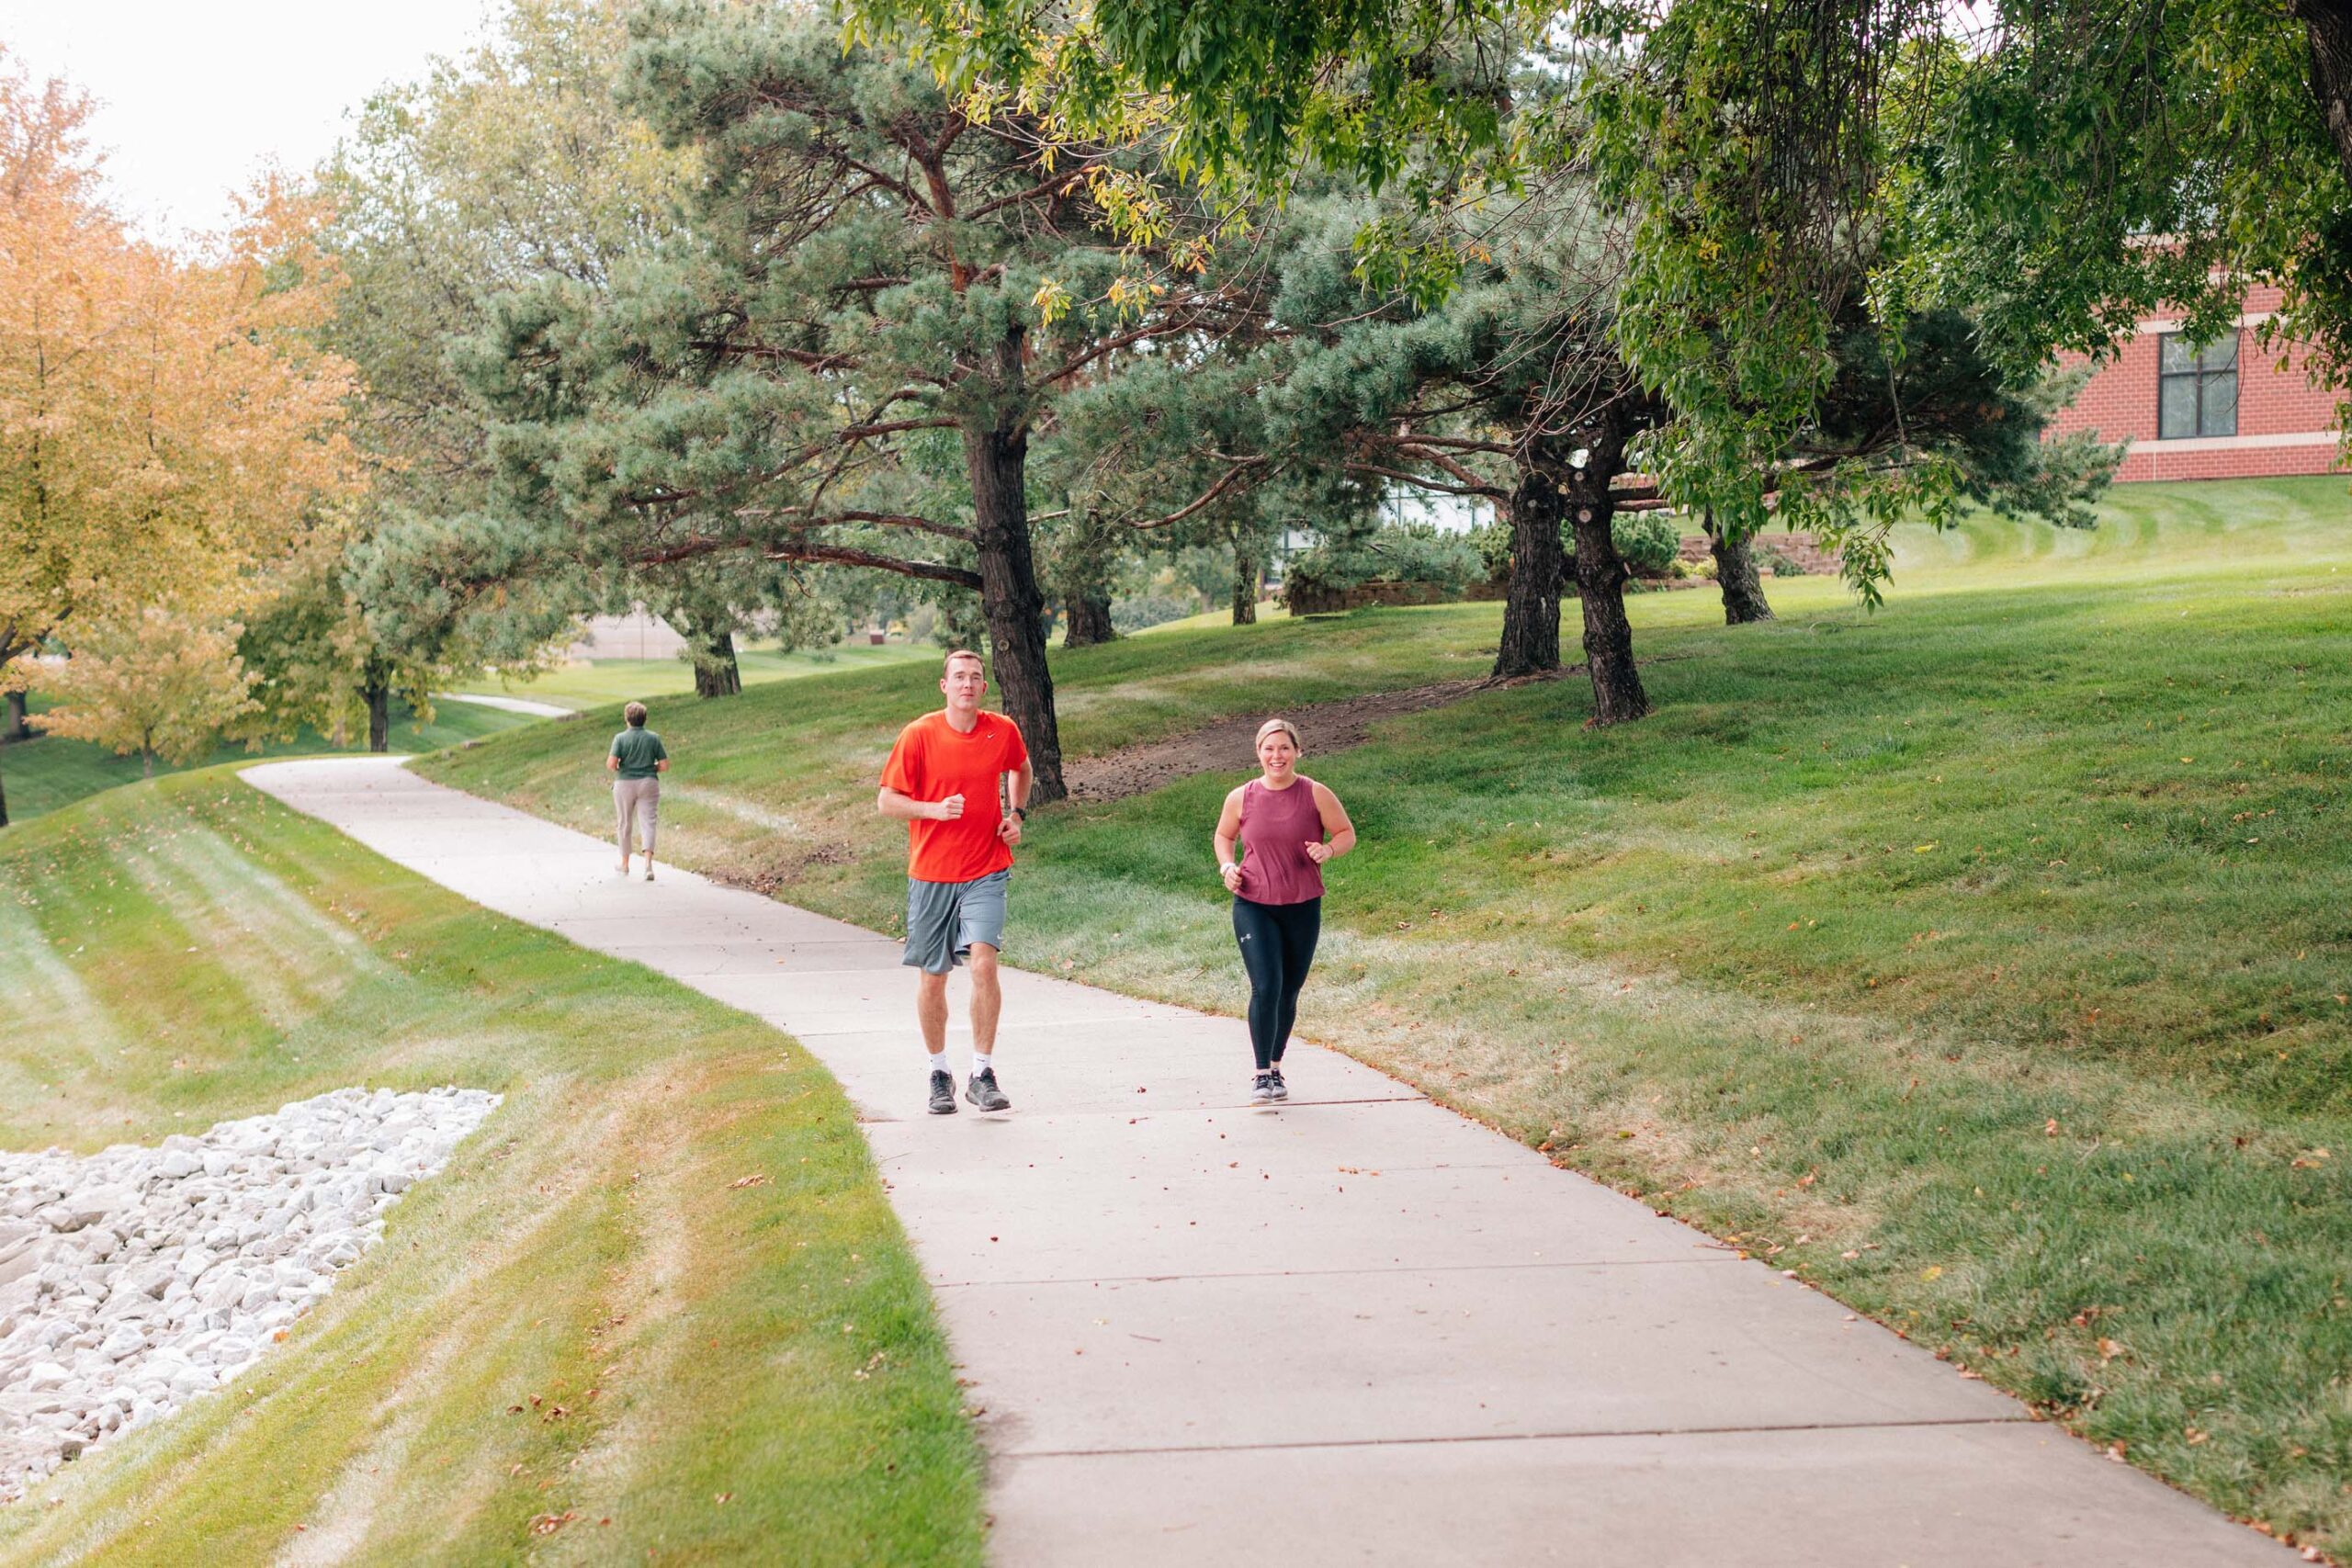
<box><xmin>422</xmin><ymin>477</ymin><xmax>2352</xmax><ymax>1555</ymax></box>
<box><xmin>0</xmin><ymin>695</ymin><xmax>536</xmax><ymax>828</ymax></box>
<box><xmin>447</xmin><ymin>641</ymin><xmax>933</xmax><ymax>712</ymax></box>
<box><xmin>0</xmin><ymin>773</ymin><xmax>983</xmax><ymax>1565</ymax></box>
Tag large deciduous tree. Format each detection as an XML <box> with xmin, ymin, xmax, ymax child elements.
<box><xmin>466</xmin><ymin>5</ymin><xmax>1235</xmax><ymax>799</ymax></box>
<box><xmin>0</xmin><ymin>56</ymin><xmax>359</xmax><ymax>824</ymax></box>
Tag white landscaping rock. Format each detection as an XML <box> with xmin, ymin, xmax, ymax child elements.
<box><xmin>0</xmin><ymin>1087</ymin><xmax>498</xmax><ymax>1503</ymax></box>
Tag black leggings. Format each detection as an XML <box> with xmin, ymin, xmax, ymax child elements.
<box><xmin>1233</xmin><ymin>896</ymin><xmax>1321</xmax><ymax>1071</ymax></box>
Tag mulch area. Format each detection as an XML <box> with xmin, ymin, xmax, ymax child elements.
<box><xmin>1061</xmin><ymin>668</ymin><xmax>1573</xmax><ymax>805</ymax></box>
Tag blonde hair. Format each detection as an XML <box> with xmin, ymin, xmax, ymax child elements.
<box><xmin>1255</xmin><ymin>717</ymin><xmax>1302</xmax><ymax>752</ymax></box>
<box><xmin>943</xmin><ymin>649</ymin><xmax>985</xmax><ymax>674</ymax></box>
<box><xmin>624</xmin><ymin>701</ymin><xmax>649</xmax><ymax>727</ymax></box>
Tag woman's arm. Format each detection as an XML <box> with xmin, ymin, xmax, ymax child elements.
<box><xmin>1304</xmin><ymin>782</ymin><xmax>1356</xmax><ymax>864</ymax></box>
<box><xmin>1213</xmin><ymin>787</ymin><xmax>1246</xmax><ymax>894</ymax></box>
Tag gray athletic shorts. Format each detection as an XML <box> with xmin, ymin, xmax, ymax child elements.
<box><xmin>903</xmin><ymin>870</ymin><xmax>1010</xmax><ymax>975</ymax></box>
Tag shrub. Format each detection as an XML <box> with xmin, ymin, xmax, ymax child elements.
<box><xmin>1111</xmin><ymin>592</ymin><xmax>1203</xmax><ymax>632</ymax></box>
<box><xmin>1285</xmin><ymin>522</ymin><xmax>1486</xmax><ymax>594</ymax></box>
<box><xmin>1611</xmin><ymin>511</ymin><xmax>1682</xmax><ymax>576</ymax></box>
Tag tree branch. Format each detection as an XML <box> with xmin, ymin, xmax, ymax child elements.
<box><xmin>1119</xmin><ymin>458</ymin><xmax>1270</xmax><ymax>531</ymax></box>
<box><xmin>630</xmin><ymin>534</ymin><xmax>980</xmax><ymax>589</ymax></box>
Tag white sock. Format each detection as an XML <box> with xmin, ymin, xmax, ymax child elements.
<box><xmin>971</xmin><ymin>1051</ymin><xmax>993</xmax><ymax>1078</ymax></box>
<box><xmin>927</xmin><ymin>1050</ymin><xmax>948</xmax><ymax>1076</ymax></box>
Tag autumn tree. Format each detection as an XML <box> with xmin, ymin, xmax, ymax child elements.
<box><xmin>32</xmin><ymin>609</ymin><xmax>260</xmax><ymax>777</ymax></box>
<box><xmin>463</xmin><ymin>5</ymin><xmax>1239</xmax><ymax>799</ymax></box>
<box><xmin>0</xmin><ymin>57</ymin><xmax>359</xmax><ymax>824</ymax></box>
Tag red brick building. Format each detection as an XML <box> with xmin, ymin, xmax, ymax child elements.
<box><xmin>2045</xmin><ymin>285</ymin><xmax>2346</xmax><ymax>481</ymax></box>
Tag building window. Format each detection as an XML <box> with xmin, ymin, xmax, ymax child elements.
<box><xmin>2157</xmin><ymin>331</ymin><xmax>2238</xmax><ymax>439</ymax></box>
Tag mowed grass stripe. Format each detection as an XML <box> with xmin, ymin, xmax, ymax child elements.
<box><xmin>421</xmin><ymin>478</ymin><xmax>2352</xmax><ymax>1552</ymax></box>
<box><xmin>0</xmin><ymin>773</ymin><xmax>983</xmax><ymax>1566</ymax></box>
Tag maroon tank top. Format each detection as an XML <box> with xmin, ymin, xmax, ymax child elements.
<box><xmin>1236</xmin><ymin>776</ymin><xmax>1326</xmax><ymax>905</ymax></box>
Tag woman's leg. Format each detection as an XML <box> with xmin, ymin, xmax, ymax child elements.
<box><xmin>1231</xmin><ymin>897</ymin><xmax>1289</xmax><ymax>1072</ymax></box>
<box><xmin>615</xmin><ymin>782</ymin><xmax>634</xmax><ymax>866</ymax></box>
<box><xmin>640</xmin><ymin>784</ymin><xmax>659</xmax><ymax>866</ymax></box>
<box><xmin>1269</xmin><ymin>898</ymin><xmax>1321</xmax><ymax>1065</ymax></box>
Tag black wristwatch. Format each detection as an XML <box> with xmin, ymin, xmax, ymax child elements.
<box><xmin>1012</xmin><ymin>807</ymin><xmax>1028</xmax><ymax>820</ymax></box>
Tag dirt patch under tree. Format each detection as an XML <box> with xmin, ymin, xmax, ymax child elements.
<box><xmin>1062</xmin><ymin>669</ymin><xmax>1572</xmax><ymax>805</ymax></box>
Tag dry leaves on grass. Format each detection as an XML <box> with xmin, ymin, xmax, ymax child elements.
<box><xmin>729</xmin><ymin>1172</ymin><xmax>769</xmax><ymax>1189</ymax></box>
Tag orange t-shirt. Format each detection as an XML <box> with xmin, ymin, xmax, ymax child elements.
<box><xmin>880</xmin><ymin>709</ymin><xmax>1030</xmax><ymax>883</ymax></box>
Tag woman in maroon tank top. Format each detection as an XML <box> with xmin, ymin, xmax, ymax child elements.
<box><xmin>1213</xmin><ymin>718</ymin><xmax>1358</xmax><ymax>1104</ymax></box>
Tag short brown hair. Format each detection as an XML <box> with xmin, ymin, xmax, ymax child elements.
<box><xmin>943</xmin><ymin>649</ymin><xmax>985</xmax><ymax>674</ymax></box>
<box><xmin>624</xmin><ymin>701</ymin><xmax>648</xmax><ymax>727</ymax></box>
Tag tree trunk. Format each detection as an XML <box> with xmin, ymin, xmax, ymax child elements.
<box><xmin>141</xmin><ymin>748</ymin><xmax>155</xmax><ymax>779</ymax></box>
<box><xmin>692</xmin><ymin>628</ymin><xmax>742</xmax><ymax>697</ymax></box>
<box><xmin>1494</xmin><ymin>439</ymin><xmax>1568</xmax><ymax>677</ymax></box>
<box><xmin>1561</xmin><ymin>410</ymin><xmax>1650</xmax><ymax>725</ymax></box>
<box><xmin>366</xmin><ymin>679</ymin><xmax>391</xmax><ymax>754</ymax></box>
<box><xmin>2293</xmin><ymin>1</ymin><xmax>2352</xmax><ymax>185</ymax></box>
<box><xmin>1706</xmin><ymin>511</ymin><xmax>1775</xmax><ymax>625</ymax></box>
<box><xmin>2</xmin><ymin>690</ymin><xmax>28</xmax><ymax>743</ymax></box>
<box><xmin>0</xmin><ymin>750</ymin><xmax>10</xmax><ymax>828</ymax></box>
<box><xmin>963</xmin><ymin>414</ymin><xmax>1067</xmax><ymax>803</ymax></box>
<box><xmin>1230</xmin><ymin>536</ymin><xmax>1262</xmax><ymax>626</ymax></box>
<box><xmin>1063</xmin><ymin>591</ymin><xmax>1115</xmax><ymax>649</ymax></box>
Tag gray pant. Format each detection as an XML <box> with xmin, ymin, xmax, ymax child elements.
<box><xmin>614</xmin><ymin>776</ymin><xmax>659</xmax><ymax>858</ymax></box>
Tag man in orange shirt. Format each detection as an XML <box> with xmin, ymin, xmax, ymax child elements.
<box><xmin>877</xmin><ymin>649</ymin><xmax>1033</xmax><ymax>1114</ymax></box>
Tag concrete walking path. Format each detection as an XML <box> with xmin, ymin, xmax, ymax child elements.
<box><xmin>244</xmin><ymin>757</ymin><xmax>2293</xmax><ymax>1566</ymax></box>
<box><xmin>432</xmin><ymin>691</ymin><xmax>577</xmax><ymax>718</ymax></box>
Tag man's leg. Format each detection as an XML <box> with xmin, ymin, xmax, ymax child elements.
<box><xmin>963</xmin><ymin>943</ymin><xmax>1011</xmax><ymax>1110</ymax></box>
<box><xmin>967</xmin><ymin>942</ymin><xmax>1001</xmax><ymax>1060</ymax></box>
<box><xmin>917</xmin><ymin>969</ymin><xmax>951</xmax><ymax>1057</ymax></box>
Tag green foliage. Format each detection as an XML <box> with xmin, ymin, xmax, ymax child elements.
<box><xmin>1285</xmin><ymin>522</ymin><xmax>1486</xmax><ymax>592</ymax></box>
<box><xmin>1606</xmin><ymin>511</ymin><xmax>1680</xmax><ymax>576</ymax></box>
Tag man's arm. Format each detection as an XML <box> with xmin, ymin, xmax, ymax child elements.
<box><xmin>879</xmin><ymin>786</ymin><xmax>960</xmax><ymax>822</ymax></box>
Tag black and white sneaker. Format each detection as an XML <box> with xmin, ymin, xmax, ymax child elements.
<box><xmin>927</xmin><ymin>1069</ymin><xmax>957</xmax><ymax>1115</ymax></box>
<box><xmin>1268</xmin><ymin>1066</ymin><xmax>1289</xmax><ymax>1101</ymax></box>
<box><xmin>1250</xmin><ymin>1072</ymin><xmax>1277</xmax><ymax>1105</ymax></box>
<box><xmin>966</xmin><ymin>1068</ymin><xmax>1011</xmax><ymax>1112</ymax></box>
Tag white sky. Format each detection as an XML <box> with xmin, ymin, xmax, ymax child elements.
<box><xmin>0</xmin><ymin>0</ymin><xmax>496</xmax><ymax>242</ymax></box>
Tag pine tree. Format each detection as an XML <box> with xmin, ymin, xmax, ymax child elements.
<box><xmin>461</xmin><ymin>6</ymin><xmax>1237</xmax><ymax>799</ymax></box>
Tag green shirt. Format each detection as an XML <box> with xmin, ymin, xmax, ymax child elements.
<box><xmin>610</xmin><ymin>727</ymin><xmax>668</xmax><ymax>780</ymax></box>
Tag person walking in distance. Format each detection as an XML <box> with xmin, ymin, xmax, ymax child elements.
<box><xmin>877</xmin><ymin>649</ymin><xmax>1033</xmax><ymax>1114</ymax></box>
<box><xmin>1213</xmin><ymin>719</ymin><xmax>1356</xmax><ymax>1104</ymax></box>
<box><xmin>608</xmin><ymin>701</ymin><xmax>669</xmax><ymax>880</ymax></box>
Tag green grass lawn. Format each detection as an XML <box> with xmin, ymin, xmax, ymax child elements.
<box><xmin>0</xmin><ymin>695</ymin><xmax>536</xmax><ymax>828</ymax></box>
<box><xmin>424</xmin><ymin>476</ymin><xmax>2352</xmax><ymax>1555</ymax></box>
<box><xmin>450</xmin><ymin>642</ymin><xmax>933</xmax><ymax>711</ymax></box>
<box><xmin>0</xmin><ymin>772</ymin><xmax>983</xmax><ymax>1566</ymax></box>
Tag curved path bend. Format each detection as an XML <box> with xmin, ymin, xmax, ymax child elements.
<box><xmin>243</xmin><ymin>757</ymin><xmax>2291</xmax><ymax>1567</ymax></box>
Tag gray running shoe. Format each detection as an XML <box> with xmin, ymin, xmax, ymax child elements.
<box><xmin>966</xmin><ymin>1068</ymin><xmax>1011</xmax><ymax>1111</ymax></box>
<box><xmin>1268</xmin><ymin>1066</ymin><xmax>1289</xmax><ymax>1101</ymax></box>
<box><xmin>927</xmin><ymin>1069</ymin><xmax>957</xmax><ymax>1115</ymax></box>
<box><xmin>1250</xmin><ymin>1072</ymin><xmax>1276</xmax><ymax>1104</ymax></box>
